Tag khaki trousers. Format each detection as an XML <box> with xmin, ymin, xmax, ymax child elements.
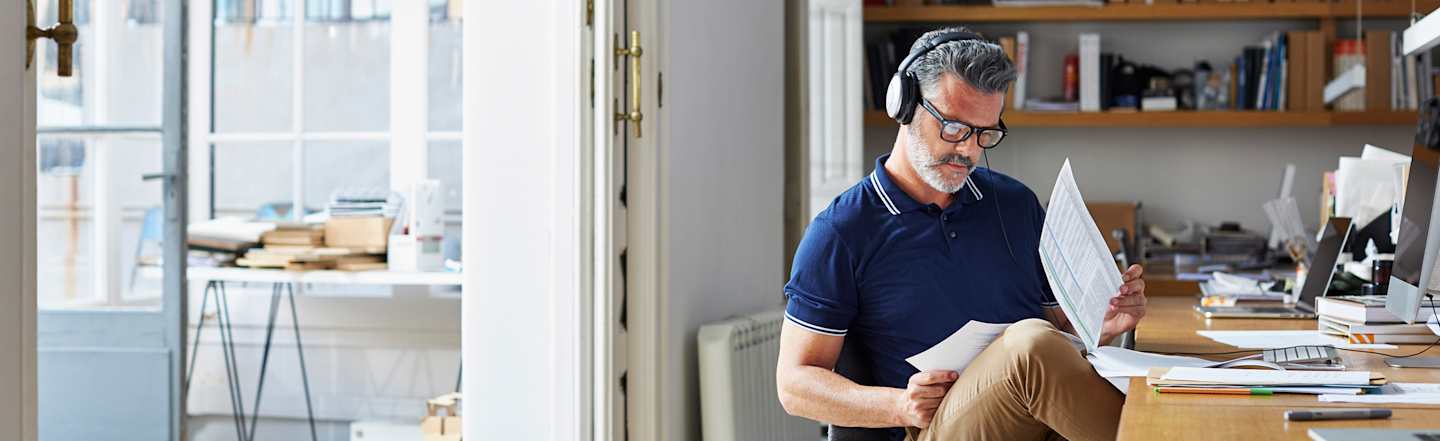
<box><xmin>907</xmin><ymin>319</ymin><xmax>1124</xmax><ymax>441</ymax></box>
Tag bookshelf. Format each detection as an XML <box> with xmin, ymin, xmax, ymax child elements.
<box><xmin>863</xmin><ymin>110</ymin><xmax>1418</xmax><ymax>127</ymax></box>
<box><xmin>862</xmin><ymin>1</ymin><xmax>1440</xmax><ymax>128</ymax></box>
<box><xmin>864</xmin><ymin>1</ymin><xmax>1440</xmax><ymax>23</ymax></box>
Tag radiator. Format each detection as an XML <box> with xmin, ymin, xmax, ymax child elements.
<box><xmin>698</xmin><ymin>309</ymin><xmax>818</xmax><ymax>441</ymax></box>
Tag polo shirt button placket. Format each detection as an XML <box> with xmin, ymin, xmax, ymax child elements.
<box><xmin>948</xmin><ymin>231</ymin><xmax>957</xmax><ymax>239</ymax></box>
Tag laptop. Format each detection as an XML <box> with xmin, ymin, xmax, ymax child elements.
<box><xmin>1309</xmin><ymin>429</ymin><xmax>1440</xmax><ymax>441</ymax></box>
<box><xmin>1194</xmin><ymin>217</ymin><xmax>1352</xmax><ymax>319</ymax></box>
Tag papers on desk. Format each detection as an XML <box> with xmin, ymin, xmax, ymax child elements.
<box><xmin>1038</xmin><ymin>159</ymin><xmax>1123</xmax><ymax>352</ymax></box>
<box><xmin>1086</xmin><ymin>347</ymin><xmax>1218</xmax><ymax>378</ymax></box>
<box><xmin>1158</xmin><ymin>367</ymin><xmax>1373</xmax><ymax>386</ymax></box>
<box><xmin>1196</xmin><ymin>330</ymin><xmax>1398</xmax><ymax>350</ymax></box>
<box><xmin>1319</xmin><ymin>383</ymin><xmax>1440</xmax><ymax>404</ymax></box>
<box><xmin>905</xmin><ymin>321</ymin><xmax>1011</xmax><ymax>374</ymax></box>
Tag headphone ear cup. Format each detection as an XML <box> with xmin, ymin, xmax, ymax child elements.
<box><xmin>894</xmin><ymin>73</ymin><xmax>919</xmax><ymax>125</ymax></box>
<box><xmin>885</xmin><ymin>74</ymin><xmax>905</xmax><ymax>122</ymax></box>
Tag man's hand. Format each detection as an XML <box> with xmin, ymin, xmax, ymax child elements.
<box><xmin>892</xmin><ymin>370</ymin><xmax>957</xmax><ymax>429</ymax></box>
<box><xmin>1101</xmin><ymin>264</ymin><xmax>1147</xmax><ymax>344</ymax></box>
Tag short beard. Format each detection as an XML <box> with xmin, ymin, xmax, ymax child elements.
<box><xmin>904</xmin><ymin>125</ymin><xmax>974</xmax><ymax>194</ymax></box>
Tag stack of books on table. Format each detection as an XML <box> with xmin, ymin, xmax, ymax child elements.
<box><xmin>1317</xmin><ymin>295</ymin><xmax>1440</xmax><ymax>345</ymax></box>
<box><xmin>236</xmin><ymin>222</ymin><xmax>387</xmax><ymax>271</ymax></box>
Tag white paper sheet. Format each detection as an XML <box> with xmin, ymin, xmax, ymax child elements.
<box><xmin>1159</xmin><ymin>367</ymin><xmax>1373</xmax><ymax>386</ymax></box>
<box><xmin>1337</xmin><ymin>157</ymin><xmax>1403</xmax><ymax>228</ymax></box>
<box><xmin>1085</xmin><ymin>347</ymin><xmax>1219</xmax><ymax>378</ymax></box>
<box><xmin>1195</xmin><ymin>330</ymin><xmax>1398</xmax><ymax>350</ymax></box>
<box><xmin>905</xmin><ymin>321</ymin><xmax>1011</xmax><ymax>373</ymax></box>
<box><xmin>1038</xmin><ymin>159</ymin><xmax>1123</xmax><ymax>352</ymax></box>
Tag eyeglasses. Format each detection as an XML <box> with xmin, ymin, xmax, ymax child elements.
<box><xmin>919</xmin><ymin>98</ymin><xmax>1008</xmax><ymax>149</ymax></box>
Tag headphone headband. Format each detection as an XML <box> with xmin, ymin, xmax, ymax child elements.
<box><xmin>885</xmin><ymin>31</ymin><xmax>986</xmax><ymax>125</ymax></box>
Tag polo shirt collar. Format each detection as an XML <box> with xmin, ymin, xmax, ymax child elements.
<box><xmin>871</xmin><ymin>154</ymin><xmax>984</xmax><ymax>216</ymax></box>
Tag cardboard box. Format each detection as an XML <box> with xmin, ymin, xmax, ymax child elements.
<box><xmin>1087</xmin><ymin>201</ymin><xmax>1140</xmax><ymax>256</ymax></box>
<box><xmin>325</xmin><ymin>216</ymin><xmax>394</xmax><ymax>249</ymax></box>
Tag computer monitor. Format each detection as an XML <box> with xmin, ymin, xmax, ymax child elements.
<box><xmin>1300</xmin><ymin>217</ymin><xmax>1352</xmax><ymax>307</ymax></box>
<box><xmin>1387</xmin><ymin>139</ymin><xmax>1440</xmax><ymax>324</ymax></box>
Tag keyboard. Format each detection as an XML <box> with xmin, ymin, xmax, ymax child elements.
<box><xmin>1263</xmin><ymin>345</ymin><xmax>1340</xmax><ymax>365</ymax></box>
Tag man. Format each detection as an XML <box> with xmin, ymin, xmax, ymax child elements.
<box><xmin>775</xmin><ymin>27</ymin><xmax>1147</xmax><ymax>441</ymax></box>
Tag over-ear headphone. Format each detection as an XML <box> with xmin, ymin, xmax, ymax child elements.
<box><xmin>885</xmin><ymin>31</ymin><xmax>984</xmax><ymax>125</ymax></box>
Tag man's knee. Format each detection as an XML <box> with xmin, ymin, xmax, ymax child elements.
<box><xmin>1000</xmin><ymin>319</ymin><xmax>1081</xmax><ymax>368</ymax></box>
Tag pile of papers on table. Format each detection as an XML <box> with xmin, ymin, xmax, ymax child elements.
<box><xmin>1146</xmin><ymin>367</ymin><xmax>1383</xmax><ymax>395</ymax></box>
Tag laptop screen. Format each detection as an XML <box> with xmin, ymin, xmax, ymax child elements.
<box><xmin>1299</xmin><ymin>217</ymin><xmax>1352</xmax><ymax>306</ymax></box>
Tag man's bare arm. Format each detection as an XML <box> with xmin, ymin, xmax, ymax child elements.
<box><xmin>775</xmin><ymin>321</ymin><xmax>903</xmax><ymax>428</ymax></box>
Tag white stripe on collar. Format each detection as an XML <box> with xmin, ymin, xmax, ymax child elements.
<box><xmin>870</xmin><ymin>171</ymin><xmax>901</xmax><ymax>215</ymax></box>
<box><xmin>965</xmin><ymin>175</ymin><xmax>984</xmax><ymax>201</ymax></box>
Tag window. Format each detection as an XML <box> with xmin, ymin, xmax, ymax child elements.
<box><xmin>36</xmin><ymin>0</ymin><xmax>167</xmax><ymax>308</ymax></box>
<box><xmin>200</xmin><ymin>0</ymin><xmax>462</xmax><ymax>226</ymax></box>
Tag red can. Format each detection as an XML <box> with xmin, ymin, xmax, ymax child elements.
<box><xmin>1063</xmin><ymin>54</ymin><xmax>1079</xmax><ymax>102</ymax></box>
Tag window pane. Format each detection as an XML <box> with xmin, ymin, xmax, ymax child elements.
<box><xmin>428</xmin><ymin>18</ymin><xmax>461</xmax><ymax>131</ymax></box>
<box><xmin>37</xmin><ymin>135</ymin><xmax>164</xmax><ymax>308</ymax></box>
<box><xmin>214</xmin><ymin>22</ymin><xmax>294</xmax><ymax>133</ymax></box>
<box><xmin>214</xmin><ymin>142</ymin><xmax>295</xmax><ymax>218</ymax></box>
<box><xmin>304</xmin><ymin>141</ymin><xmax>390</xmax><ymax>210</ymax></box>
<box><xmin>303</xmin><ymin>18</ymin><xmax>390</xmax><ymax>132</ymax></box>
<box><xmin>427</xmin><ymin>141</ymin><xmax>462</xmax><ymax>212</ymax></box>
<box><xmin>37</xmin><ymin>137</ymin><xmax>98</xmax><ymax>307</ymax></box>
<box><xmin>37</xmin><ymin>0</ymin><xmax>163</xmax><ymax>127</ymax></box>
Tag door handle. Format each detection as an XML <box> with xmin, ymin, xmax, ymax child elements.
<box><xmin>26</xmin><ymin>0</ymin><xmax>79</xmax><ymax>76</ymax></box>
<box><xmin>615</xmin><ymin>30</ymin><xmax>643</xmax><ymax>138</ymax></box>
<box><xmin>142</xmin><ymin>172</ymin><xmax>174</xmax><ymax>182</ymax></box>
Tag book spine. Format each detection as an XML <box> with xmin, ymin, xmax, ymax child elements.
<box><xmin>1014</xmin><ymin>32</ymin><xmax>1028</xmax><ymax>110</ymax></box>
<box><xmin>1305</xmin><ymin>31</ymin><xmax>1326</xmax><ymax>111</ymax></box>
<box><xmin>1287</xmin><ymin>30</ymin><xmax>1307</xmax><ymax>111</ymax></box>
<box><xmin>1365</xmin><ymin>30</ymin><xmax>1392</xmax><ymax>111</ymax></box>
<box><xmin>1080</xmin><ymin>33</ymin><xmax>1101</xmax><ymax>112</ymax></box>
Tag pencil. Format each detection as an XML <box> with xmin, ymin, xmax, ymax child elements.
<box><xmin>1154</xmin><ymin>387</ymin><xmax>1273</xmax><ymax>396</ymax></box>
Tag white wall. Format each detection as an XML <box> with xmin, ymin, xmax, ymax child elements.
<box><xmin>659</xmin><ymin>0</ymin><xmax>787</xmax><ymax>439</ymax></box>
<box><xmin>462</xmin><ymin>1</ymin><xmax>585</xmax><ymax>440</ymax></box>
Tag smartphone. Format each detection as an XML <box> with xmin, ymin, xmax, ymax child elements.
<box><xmin>1385</xmin><ymin>357</ymin><xmax>1440</xmax><ymax>368</ymax></box>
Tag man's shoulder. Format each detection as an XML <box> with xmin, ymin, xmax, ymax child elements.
<box><xmin>810</xmin><ymin>175</ymin><xmax>889</xmax><ymax>239</ymax></box>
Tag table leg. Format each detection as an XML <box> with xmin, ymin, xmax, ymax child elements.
<box><xmin>183</xmin><ymin>280</ymin><xmax>214</xmax><ymax>396</ymax></box>
<box><xmin>216</xmin><ymin>281</ymin><xmax>249</xmax><ymax>441</ymax></box>
<box><xmin>246</xmin><ymin>283</ymin><xmax>283</xmax><ymax>441</ymax></box>
<box><xmin>286</xmin><ymin>282</ymin><xmax>319</xmax><ymax>441</ymax></box>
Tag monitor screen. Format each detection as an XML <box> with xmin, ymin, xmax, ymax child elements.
<box><xmin>1393</xmin><ymin>145</ymin><xmax>1439</xmax><ymax>286</ymax></box>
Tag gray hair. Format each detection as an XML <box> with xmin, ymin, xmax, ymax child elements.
<box><xmin>907</xmin><ymin>27</ymin><xmax>1015</xmax><ymax>99</ymax></box>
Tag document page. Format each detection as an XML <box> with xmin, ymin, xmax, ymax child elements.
<box><xmin>906</xmin><ymin>321</ymin><xmax>1011</xmax><ymax>373</ymax></box>
<box><xmin>1039</xmin><ymin>159</ymin><xmax>1123</xmax><ymax>351</ymax></box>
<box><xmin>1159</xmin><ymin>367</ymin><xmax>1372</xmax><ymax>386</ymax></box>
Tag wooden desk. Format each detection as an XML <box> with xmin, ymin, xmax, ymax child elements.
<box><xmin>1118</xmin><ymin>297</ymin><xmax>1440</xmax><ymax>440</ymax></box>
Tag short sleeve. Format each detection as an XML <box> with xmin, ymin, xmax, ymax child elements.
<box><xmin>1033</xmin><ymin>198</ymin><xmax>1059</xmax><ymax>308</ymax></box>
<box><xmin>783</xmin><ymin>219</ymin><xmax>859</xmax><ymax>336</ymax></box>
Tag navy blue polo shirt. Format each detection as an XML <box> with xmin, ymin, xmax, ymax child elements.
<box><xmin>785</xmin><ymin>154</ymin><xmax>1058</xmax><ymax>392</ymax></box>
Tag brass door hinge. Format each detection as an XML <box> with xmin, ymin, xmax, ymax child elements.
<box><xmin>615</xmin><ymin>30</ymin><xmax>643</xmax><ymax>138</ymax></box>
<box><xmin>585</xmin><ymin>0</ymin><xmax>594</xmax><ymax>26</ymax></box>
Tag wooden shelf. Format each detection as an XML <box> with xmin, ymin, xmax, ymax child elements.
<box><xmin>864</xmin><ymin>1</ymin><xmax>1438</xmax><ymax>23</ymax></box>
<box><xmin>863</xmin><ymin>110</ymin><xmax>1418</xmax><ymax>127</ymax></box>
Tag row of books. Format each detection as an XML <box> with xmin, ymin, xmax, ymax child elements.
<box><xmin>1316</xmin><ymin>296</ymin><xmax>1440</xmax><ymax>344</ymax></box>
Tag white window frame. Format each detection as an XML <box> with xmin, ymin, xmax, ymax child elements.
<box><xmin>189</xmin><ymin>0</ymin><xmax>463</xmax><ymax>224</ymax></box>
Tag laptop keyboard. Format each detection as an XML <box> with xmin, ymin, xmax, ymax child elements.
<box><xmin>1263</xmin><ymin>345</ymin><xmax>1340</xmax><ymax>364</ymax></box>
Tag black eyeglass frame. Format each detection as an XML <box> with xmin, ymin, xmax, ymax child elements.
<box><xmin>918</xmin><ymin>97</ymin><xmax>1008</xmax><ymax>149</ymax></box>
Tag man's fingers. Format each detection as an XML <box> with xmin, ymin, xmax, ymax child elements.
<box><xmin>1110</xmin><ymin>291</ymin><xmax>1146</xmax><ymax>306</ymax></box>
<box><xmin>911</xmin><ymin>370</ymin><xmax>959</xmax><ymax>386</ymax></box>
<box><xmin>1115</xmin><ymin>279</ymin><xmax>1146</xmax><ymax>297</ymax></box>
<box><xmin>910</xmin><ymin>384</ymin><xmax>951</xmax><ymax>399</ymax></box>
<box><xmin>1123</xmin><ymin>264</ymin><xmax>1144</xmax><ymax>281</ymax></box>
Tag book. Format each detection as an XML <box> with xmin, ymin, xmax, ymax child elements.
<box><xmin>1256</xmin><ymin>37</ymin><xmax>1271</xmax><ymax>110</ymax></box>
<box><xmin>1100</xmin><ymin>53</ymin><xmax>1115</xmax><ymax>110</ymax></box>
<box><xmin>1319</xmin><ymin>316</ymin><xmax>1436</xmax><ymax>344</ymax></box>
<box><xmin>999</xmin><ymin>36</ymin><xmax>1017</xmax><ymax>111</ymax></box>
<box><xmin>1365</xmin><ymin>30</ymin><xmax>1392</xmax><ymax>111</ymax></box>
<box><xmin>1305</xmin><ymin>31</ymin><xmax>1326</xmax><ymax>111</ymax></box>
<box><xmin>1317</xmin><ymin>295</ymin><xmax>1440</xmax><ymax>324</ymax></box>
<box><xmin>1286</xmin><ymin>30</ymin><xmax>1308</xmax><ymax>111</ymax></box>
<box><xmin>1079</xmin><ymin>33</ymin><xmax>1101</xmax><ymax>112</ymax></box>
<box><xmin>1013</xmin><ymin>32</ymin><xmax>1029</xmax><ymax>110</ymax></box>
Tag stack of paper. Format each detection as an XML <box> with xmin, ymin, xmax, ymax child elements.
<box><xmin>1320</xmin><ymin>383</ymin><xmax>1440</xmax><ymax>404</ymax></box>
<box><xmin>1196</xmin><ymin>330</ymin><xmax>1397</xmax><ymax>350</ymax></box>
<box><xmin>1148</xmin><ymin>367</ymin><xmax>1382</xmax><ymax>395</ymax></box>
